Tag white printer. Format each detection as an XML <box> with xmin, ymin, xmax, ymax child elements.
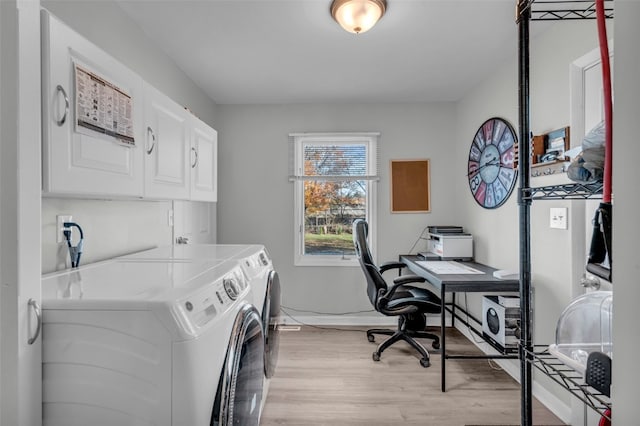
<box><xmin>426</xmin><ymin>227</ymin><xmax>473</xmax><ymax>260</ymax></box>
<box><xmin>428</xmin><ymin>232</ymin><xmax>473</xmax><ymax>260</ymax></box>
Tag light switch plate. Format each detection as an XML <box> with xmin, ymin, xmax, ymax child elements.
<box><xmin>550</xmin><ymin>207</ymin><xmax>568</xmax><ymax>229</ymax></box>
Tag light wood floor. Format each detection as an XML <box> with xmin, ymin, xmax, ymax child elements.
<box><xmin>260</xmin><ymin>326</ymin><xmax>565</xmax><ymax>426</ymax></box>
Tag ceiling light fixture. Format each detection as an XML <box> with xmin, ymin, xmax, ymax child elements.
<box><xmin>330</xmin><ymin>0</ymin><xmax>387</xmax><ymax>34</ymax></box>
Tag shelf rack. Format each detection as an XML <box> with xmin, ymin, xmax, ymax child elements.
<box><xmin>525</xmin><ymin>346</ymin><xmax>612</xmax><ymax>420</ymax></box>
<box><xmin>516</xmin><ymin>1</ymin><xmax>612</xmax><ymax>425</ymax></box>
<box><xmin>523</xmin><ymin>182</ymin><xmax>603</xmax><ymax>200</ymax></box>
<box><xmin>529</xmin><ymin>0</ymin><xmax>614</xmax><ymax>21</ymax></box>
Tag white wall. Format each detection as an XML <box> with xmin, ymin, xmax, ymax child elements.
<box><xmin>217</xmin><ymin>103</ymin><xmax>459</xmax><ymax>322</ymax></box>
<box><xmin>40</xmin><ymin>1</ymin><xmax>219</xmax><ymax>273</ymax></box>
<box><xmin>612</xmin><ymin>1</ymin><xmax>640</xmax><ymax>423</ymax></box>
<box><xmin>457</xmin><ymin>18</ymin><xmax>603</xmax><ymax>335</ymax></box>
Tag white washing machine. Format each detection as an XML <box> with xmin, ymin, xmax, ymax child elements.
<box><xmin>119</xmin><ymin>245</ymin><xmax>281</xmax><ymax>395</ymax></box>
<box><xmin>119</xmin><ymin>244</ymin><xmax>258</xmax><ymax>264</ymax></box>
<box><xmin>41</xmin><ymin>258</ymin><xmax>264</xmax><ymax>426</ymax></box>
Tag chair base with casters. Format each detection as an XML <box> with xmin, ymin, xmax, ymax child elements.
<box><xmin>367</xmin><ymin>313</ymin><xmax>440</xmax><ymax>368</ymax></box>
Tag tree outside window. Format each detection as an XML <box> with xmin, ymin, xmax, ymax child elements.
<box><xmin>291</xmin><ymin>133</ymin><xmax>378</xmax><ymax>266</ymax></box>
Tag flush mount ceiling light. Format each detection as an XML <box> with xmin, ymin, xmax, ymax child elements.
<box><xmin>330</xmin><ymin>0</ymin><xmax>387</xmax><ymax>34</ymax></box>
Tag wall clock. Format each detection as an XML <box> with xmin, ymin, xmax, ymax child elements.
<box><xmin>467</xmin><ymin>117</ymin><xmax>518</xmax><ymax>209</ymax></box>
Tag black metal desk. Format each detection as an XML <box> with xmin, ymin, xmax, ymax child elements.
<box><xmin>400</xmin><ymin>255</ymin><xmax>520</xmax><ymax>392</ymax></box>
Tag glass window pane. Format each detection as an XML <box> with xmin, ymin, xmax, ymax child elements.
<box><xmin>303</xmin><ymin>179</ymin><xmax>366</xmax><ymax>255</ymax></box>
<box><xmin>304</xmin><ymin>144</ymin><xmax>367</xmax><ymax>177</ymax></box>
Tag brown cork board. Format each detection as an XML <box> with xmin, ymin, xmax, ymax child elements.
<box><xmin>390</xmin><ymin>159</ymin><xmax>430</xmax><ymax>213</ymax></box>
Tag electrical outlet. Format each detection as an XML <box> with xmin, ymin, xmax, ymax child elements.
<box><xmin>57</xmin><ymin>215</ymin><xmax>72</xmax><ymax>243</ymax></box>
<box><xmin>549</xmin><ymin>207</ymin><xmax>568</xmax><ymax>230</ymax></box>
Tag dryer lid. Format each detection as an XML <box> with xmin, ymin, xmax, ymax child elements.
<box><xmin>41</xmin><ymin>259</ymin><xmax>236</xmax><ymax>308</ymax></box>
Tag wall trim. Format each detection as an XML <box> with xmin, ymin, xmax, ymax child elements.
<box><xmin>279</xmin><ymin>314</ymin><xmax>446</xmax><ymax>327</ymax></box>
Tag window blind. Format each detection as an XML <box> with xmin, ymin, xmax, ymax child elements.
<box><xmin>288</xmin><ymin>132</ymin><xmax>380</xmax><ymax>181</ymax></box>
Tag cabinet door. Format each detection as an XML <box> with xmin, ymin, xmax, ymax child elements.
<box><xmin>41</xmin><ymin>11</ymin><xmax>144</xmax><ymax>198</ymax></box>
<box><xmin>143</xmin><ymin>83</ymin><xmax>190</xmax><ymax>200</ymax></box>
<box><xmin>190</xmin><ymin>118</ymin><xmax>218</xmax><ymax>202</ymax></box>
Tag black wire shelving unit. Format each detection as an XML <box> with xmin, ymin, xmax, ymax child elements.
<box><xmin>516</xmin><ymin>1</ymin><xmax>612</xmax><ymax>425</ymax></box>
<box><xmin>523</xmin><ymin>182</ymin><xmax>603</xmax><ymax>200</ymax></box>
<box><xmin>529</xmin><ymin>0</ymin><xmax>614</xmax><ymax>20</ymax></box>
<box><xmin>525</xmin><ymin>346</ymin><xmax>612</xmax><ymax>420</ymax></box>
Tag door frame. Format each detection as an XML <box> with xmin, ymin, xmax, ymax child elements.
<box><xmin>568</xmin><ymin>42</ymin><xmax>614</xmax><ymax>426</ymax></box>
<box><xmin>569</xmin><ymin>43</ymin><xmax>614</xmax><ymax>298</ymax></box>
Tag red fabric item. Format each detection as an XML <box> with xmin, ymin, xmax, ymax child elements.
<box><xmin>596</xmin><ymin>0</ymin><xmax>613</xmax><ymax>202</ymax></box>
<box><xmin>599</xmin><ymin>408</ymin><xmax>612</xmax><ymax>426</ymax></box>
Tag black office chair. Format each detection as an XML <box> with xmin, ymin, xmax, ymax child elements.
<box><xmin>352</xmin><ymin>219</ymin><xmax>441</xmax><ymax>367</ymax></box>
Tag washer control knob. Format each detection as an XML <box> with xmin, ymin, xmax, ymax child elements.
<box><xmin>185</xmin><ymin>301</ymin><xmax>193</xmax><ymax>311</ymax></box>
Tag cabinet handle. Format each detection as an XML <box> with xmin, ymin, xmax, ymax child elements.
<box><xmin>27</xmin><ymin>299</ymin><xmax>42</xmax><ymax>345</ymax></box>
<box><xmin>146</xmin><ymin>126</ymin><xmax>156</xmax><ymax>155</ymax></box>
<box><xmin>191</xmin><ymin>147</ymin><xmax>199</xmax><ymax>168</ymax></box>
<box><xmin>55</xmin><ymin>85</ymin><xmax>69</xmax><ymax>126</ymax></box>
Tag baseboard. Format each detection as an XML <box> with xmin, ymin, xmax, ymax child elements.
<box><xmin>454</xmin><ymin>324</ymin><xmax>572</xmax><ymax>424</ymax></box>
<box><xmin>279</xmin><ymin>314</ymin><xmax>448</xmax><ymax>327</ymax></box>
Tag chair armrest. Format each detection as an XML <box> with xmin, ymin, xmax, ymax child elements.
<box><xmin>378</xmin><ymin>261</ymin><xmax>406</xmax><ymax>275</ymax></box>
<box><xmin>382</xmin><ymin>275</ymin><xmax>426</xmax><ymax>302</ymax></box>
<box><xmin>393</xmin><ymin>274</ymin><xmax>426</xmax><ymax>286</ymax></box>
<box><xmin>378</xmin><ymin>275</ymin><xmax>440</xmax><ymax>313</ymax></box>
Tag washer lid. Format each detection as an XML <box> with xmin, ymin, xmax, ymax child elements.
<box><xmin>41</xmin><ymin>258</ymin><xmax>236</xmax><ymax>309</ymax></box>
<box><xmin>119</xmin><ymin>244</ymin><xmax>262</xmax><ymax>262</ymax></box>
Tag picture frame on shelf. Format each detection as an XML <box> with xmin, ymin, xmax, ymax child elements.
<box><xmin>531</xmin><ymin>126</ymin><xmax>570</xmax><ymax>177</ymax></box>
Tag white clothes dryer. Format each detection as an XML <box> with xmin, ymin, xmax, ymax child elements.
<box><xmin>41</xmin><ymin>259</ymin><xmax>264</xmax><ymax>426</ymax></box>
<box><xmin>120</xmin><ymin>244</ymin><xmax>281</xmax><ymax>378</ymax></box>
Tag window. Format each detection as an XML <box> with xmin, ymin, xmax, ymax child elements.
<box><xmin>290</xmin><ymin>133</ymin><xmax>378</xmax><ymax>266</ymax></box>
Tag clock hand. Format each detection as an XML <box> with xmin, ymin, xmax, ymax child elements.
<box><xmin>467</xmin><ymin>158</ymin><xmax>499</xmax><ymax>177</ymax></box>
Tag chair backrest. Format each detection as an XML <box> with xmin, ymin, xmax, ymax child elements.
<box><xmin>352</xmin><ymin>219</ymin><xmax>388</xmax><ymax>308</ymax></box>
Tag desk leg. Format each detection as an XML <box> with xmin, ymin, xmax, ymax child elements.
<box><xmin>441</xmin><ymin>285</ymin><xmax>446</xmax><ymax>392</ymax></box>
<box><xmin>452</xmin><ymin>293</ymin><xmax>456</xmax><ymax>327</ymax></box>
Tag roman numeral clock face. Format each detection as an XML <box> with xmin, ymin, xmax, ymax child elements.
<box><xmin>467</xmin><ymin>117</ymin><xmax>518</xmax><ymax>209</ymax></box>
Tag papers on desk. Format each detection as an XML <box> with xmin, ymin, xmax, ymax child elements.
<box><xmin>416</xmin><ymin>260</ymin><xmax>484</xmax><ymax>275</ymax></box>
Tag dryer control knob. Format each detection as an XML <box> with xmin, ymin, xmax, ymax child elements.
<box><xmin>223</xmin><ymin>278</ymin><xmax>239</xmax><ymax>300</ymax></box>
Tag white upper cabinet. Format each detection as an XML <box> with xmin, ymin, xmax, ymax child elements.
<box><xmin>143</xmin><ymin>83</ymin><xmax>190</xmax><ymax>200</ymax></box>
<box><xmin>41</xmin><ymin>11</ymin><xmax>218</xmax><ymax>202</ymax></box>
<box><xmin>190</xmin><ymin>118</ymin><xmax>218</xmax><ymax>202</ymax></box>
<box><xmin>41</xmin><ymin>11</ymin><xmax>144</xmax><ymax>198</ymax></box>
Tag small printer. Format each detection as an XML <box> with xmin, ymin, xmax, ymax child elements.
<box><xmin>427</xmin><ymin>232</ymin><xmax>473</xmax><ymax>261</ymax></box>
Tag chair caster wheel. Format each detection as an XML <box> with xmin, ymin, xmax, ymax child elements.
<box><xmin>420</xmin><ymin>358</ymin><xmax>430</xmax><ymax>368</ymax></box>
<box><xmin>432</xmin><ymin>341</ymin><xmax>440</xmax><ymax>350</ymax></box>
<box><xmin>372</xmin><ymin>352</ymin><xmax>381</xmax><ymax>362</ymax></box>
<box><xmin>367</xmin><ymin>334</ymin><xmax>375</xmax><ymax>343</ymax></box>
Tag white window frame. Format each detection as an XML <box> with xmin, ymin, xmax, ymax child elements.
<box><xmin>291</xmin><ymin>132</ymin><xmax>378</xmax><ymax>267</ymax></box>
